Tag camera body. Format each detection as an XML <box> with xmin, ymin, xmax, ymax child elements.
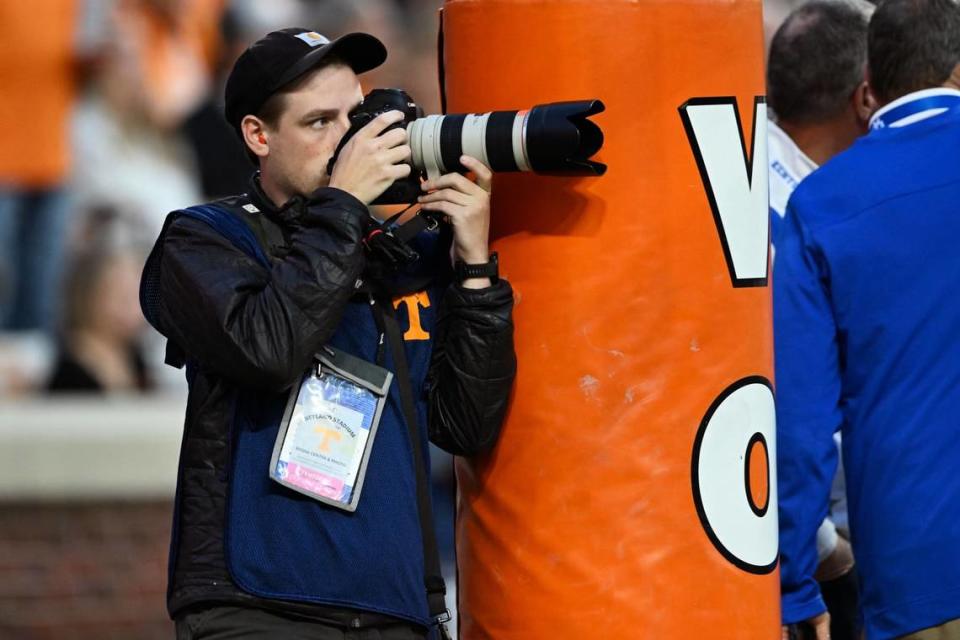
<box><xmin>327</xmin><ymin>89</ymin><xmax>424</xmax><ymax>206</ymax></box>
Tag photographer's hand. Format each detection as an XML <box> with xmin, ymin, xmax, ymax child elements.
<box><xmin>329</xmin><ymin>110</ymin><xmax>412</xmax><ymax>205</ymax></box>
<box><xmin>418</xmin><ymin>155</ymin><xmax>493</xmax><ymax>289</ymax></box>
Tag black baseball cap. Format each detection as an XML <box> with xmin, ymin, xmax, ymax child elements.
<box><xmin>224</xmin><ymin>28</ymin><xmax>387</xmax><ymax>134</ymax></box>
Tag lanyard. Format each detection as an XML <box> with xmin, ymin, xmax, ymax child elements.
<box><xmin>870</xmin><ymin>94</ymin><xmax>960</xmax><ymax>130</ymax></box>
<box><xmin>367</xmin><ymin>290</ymin><xmax>452</xmax><ymax>636</ymax></box>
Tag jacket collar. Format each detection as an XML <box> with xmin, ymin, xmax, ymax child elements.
<box><xmin>869</xmin><ymin>88</ymin><xmax>960</xmax><ymax>130</ymax></box>
<box><xmin>247</xmin><ymin>172</ymin><xmax>306</xmax><ymax>225</ymax></box>
<box><xmin>247</xmin><ymin>172</ymin><xmax>281</xmax><ymax>214</ymax></box>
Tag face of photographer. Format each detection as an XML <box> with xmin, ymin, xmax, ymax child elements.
<box><xmin>240</xmin><ymin>62</ymin><xmax>493</xmax><ymax>288</ymax></box>
<box><xmin>239</xmin><ymin>62</ymin><xmax>410</xmax><ymax>208</ymax></box>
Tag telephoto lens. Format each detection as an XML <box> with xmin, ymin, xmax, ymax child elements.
<box><xmin>408</xmin><ymin>99</ymin><xmax>606</xmax><ymax>179</ymax></box>
<box><xmin>329</xmin><ymin>89</ymin><xmax>607</xmax><ymax>205</ymax></box>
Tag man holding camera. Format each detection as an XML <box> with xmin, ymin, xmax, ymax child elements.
<box><xmin>140</xmin><ymin>28</ymin><xmax>516</xmax><ymax>639</ymax></box>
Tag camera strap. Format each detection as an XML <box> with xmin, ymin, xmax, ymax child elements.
<box><xmin>363</xmin><ymin>208</ymin><xmax>444</xmax><ymax>267</ymax></box>
<box><xmin>393</xmin><ymin>210</ymin><xmax>443</xmax><ymax>244</ymax></box>
<box><xmin>369</xmin><ymin>289</ymin><xmax>452</xmax><ymax>638</ymax></box>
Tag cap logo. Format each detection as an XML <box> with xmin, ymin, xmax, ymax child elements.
<box><xmin>295</xmin><ymin>32</ymin><xmax>330</xmax><ymax>47</ymax></box>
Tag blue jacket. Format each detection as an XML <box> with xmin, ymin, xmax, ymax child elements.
<box><xmin>775</xmin><ymin>103</ymin><xmax>960</xmax><ymax>638</ymax></box>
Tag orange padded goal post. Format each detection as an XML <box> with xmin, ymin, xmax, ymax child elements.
<box><xmin>442</xmin><ymin>0</ymin><xmax>779</xmax><ymax>638</ymax></box>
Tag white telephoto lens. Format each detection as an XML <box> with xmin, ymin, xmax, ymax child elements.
<box><xmin>422</xmin><ymin>115</ymin><xmax>445</xmax><ymax>180</ymax></box>
<box><xmin>407</xmin><ymin>118</ymin><xmax>423</xmax><ymax>171</ymax></box>
<box><xmin>461</xmin><ymin>112</ymin><xmax>492</xmax><ymax>169</ymax></box>
<box><xmin>408</xmin><ymin>115</ymin><xmax>446</xmax><ymax>180</ymax></box>
<box><xmin>513</xmin><ymin>110</ymin><xmax>532</xmax><ymax>172</ymax></box>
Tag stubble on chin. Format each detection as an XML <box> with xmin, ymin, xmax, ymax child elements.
<box><xmin>286</xmin><ymin>169</ymin><xmax>330</xmax><ymax>200</ymax></box>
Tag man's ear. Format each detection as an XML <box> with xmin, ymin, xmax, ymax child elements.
<box><xmin>852</xmin><ymin>80</ymin><xmax>878</xmax><ymax>131</ymax></box>
<box><xmin>241</xmin><ymin>115</ymin><xmax>270</xmax><ymax>160</ymax></box>
<box><xmin>945</xmin><ymin>61</ymin><xmax>960</xmax><ymax>91</ymax></box>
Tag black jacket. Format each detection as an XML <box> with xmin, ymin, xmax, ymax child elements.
<box><xmin>141</xmin><ymin>180</ymin><xmax>516</xmax><ymax>621</ymax></box>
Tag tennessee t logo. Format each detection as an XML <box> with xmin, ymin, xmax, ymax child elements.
<box><xmin>314</xmin><ymin>426</ymin><xmax>342</xmax><ymax>453</ymax></box>
<box><xmin>393</xmin><ymin>292</ymin><xmax>431</xmax><ymax>341</ymax></box>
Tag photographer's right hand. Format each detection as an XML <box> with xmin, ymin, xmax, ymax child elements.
<box><xmin>329</xmin><ymin>110</ymin><xmax>412</xmax><ymax>205</ymax></box>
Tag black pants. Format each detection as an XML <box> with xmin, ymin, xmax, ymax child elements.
<box><xmin>175</xmin><ymin>606</ymin><xmax>428</xmax><ymax>640</ymax></box>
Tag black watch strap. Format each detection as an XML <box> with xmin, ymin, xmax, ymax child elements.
<box><xmin>455</xmin><ymin>252</ymin><xmax>499</xmax><ymax>283</ymax></box>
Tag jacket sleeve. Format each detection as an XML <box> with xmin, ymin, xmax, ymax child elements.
<box><xmin>152</xmin><ymin>188</ymin><xmax>368</xmax><ymax>391</ymax></box>
<box><xmin>774</xmin><ymin>200</ymin><xmax>842</xmax><ymax>625</ymax></box>
<box><xmin>426</xmin><ymin>279</ymin><xmax>517</xmax><ymax>456</ymax></box>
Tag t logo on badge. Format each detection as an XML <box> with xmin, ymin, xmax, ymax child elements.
<box><xmin>314</xmin><ymin>426</ymin><xmax>342</xmax><ymax>453</ymax></box>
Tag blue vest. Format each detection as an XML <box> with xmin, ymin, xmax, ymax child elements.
<box><xmin>176</xmin><ymin>203</ymin><xmax>445</xmax><ymax>626</ymax></box>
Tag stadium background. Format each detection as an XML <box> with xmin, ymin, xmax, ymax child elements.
<box><xmin>0</xmin><ymin>0</ymin><xmax>801</xmax><ymax>637</ymax></box>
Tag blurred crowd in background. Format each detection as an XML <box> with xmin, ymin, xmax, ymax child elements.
<box><xmin>0</xmin><ymin>0</ymin><xmax>802</xmax><ymax>400</ymax></box>
<box><xmin>0</xmin><ymin>0</ymin><xmax>451</xmax><ymax>398</ymax></box>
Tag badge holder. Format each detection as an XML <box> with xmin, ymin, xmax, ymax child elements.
<box><xmin>269</xmin><ymin>345</ymin><xmax>393</xmax><ymax>512</ymax></box>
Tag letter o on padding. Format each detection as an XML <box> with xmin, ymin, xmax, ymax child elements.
<box><xmin>691</xmin><ymin>376</ymin><xmax>778</xmax><ymax>574</ymax></box>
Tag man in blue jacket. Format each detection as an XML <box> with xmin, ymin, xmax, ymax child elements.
<box><xmin>766</xmin><ymin>4</ymin><xmax>874</xmax><ymax>638</ymax></box>
<box><xmin>775</xmin><ymin>0</ymin><xmax>960</xmax><ymax>638</ymax></box>
<box><xmin>140</xmin><ymin>29</ymin><xmax>516</xmax><ymax>639</ymax></box>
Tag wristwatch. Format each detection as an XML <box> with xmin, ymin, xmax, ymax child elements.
<box><xmin>455</xmin><ymin>252</ymin><xmax>499</xmax><ymax>284</ymax></box>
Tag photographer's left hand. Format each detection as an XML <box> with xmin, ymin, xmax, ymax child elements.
<box><xmin>418</xmin><ymin>155</ymin><xmax>492</xmax><ymax>287</ymax></box>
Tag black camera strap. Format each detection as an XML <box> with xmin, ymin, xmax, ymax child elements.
<box><xmin>392</xmin><ymin>210</ymin><xmax>442</xmax><ymax>244</ymax></box>
<box><xmin>369</xmin><ymin>290</ymin><xmax>451</xmax><ymax>639</ymax></box>
<box><xmin>363</xmin><ymin>208</ymin><xmax>444</xmax><ymax>268</ymax></box>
